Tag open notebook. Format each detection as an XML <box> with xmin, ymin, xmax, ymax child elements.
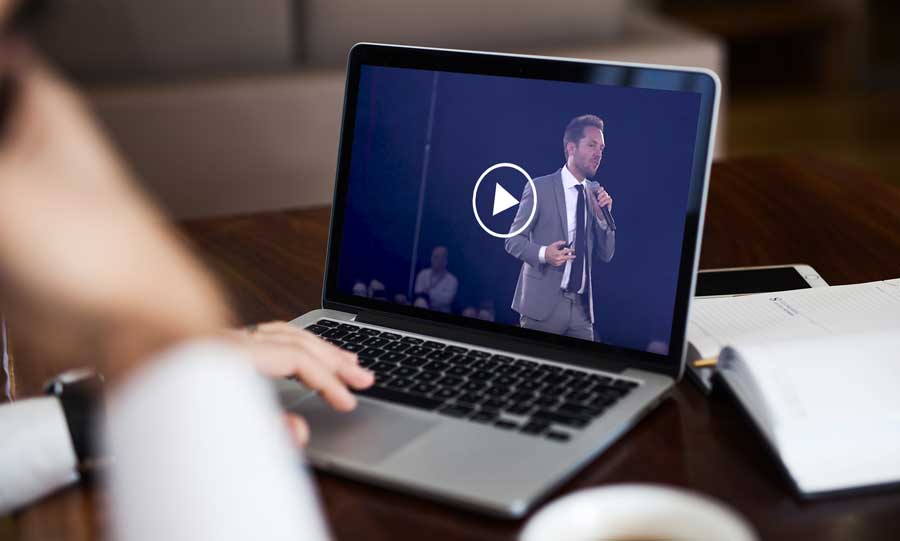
<box><xmin>689</xmin><ymin>278</ymin><xmax>900</xmax><ymax>496</ymax></box>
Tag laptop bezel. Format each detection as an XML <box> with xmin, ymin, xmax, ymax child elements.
<box><xmin>320</xmin><ymin>43</ymin><xmax>720</xmax><ymax>380</ymax></box>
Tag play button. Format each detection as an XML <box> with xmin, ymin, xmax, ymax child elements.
<box><xmin>492</xmin><ymin>183</ymin><xmax>519</xmax><ymax>216</ymax></box>
<box><xmin>471</xmin><ymin>162</ymin><xmax>537</xmax><ymax>239</ymax></box>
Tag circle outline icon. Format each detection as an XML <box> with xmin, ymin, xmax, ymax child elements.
<box><xmin>471</xmin><ymin>162</ymin><xmax>537</xmax><ymax>239</ymax></box>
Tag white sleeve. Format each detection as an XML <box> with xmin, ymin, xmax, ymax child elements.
<box><xmin>106</xmin><ymin>340</ymin><xmax>330</xmax><ymax>541</ymax></box>
<box><xmin>538</xmin><ymin>246</ymin><xmax>547</xmax><ymax>264</ymax></box>
<box><xmin>0</xmin><ymin>397</ymin><xmax>79</xmax><ymax>514</ymax></box>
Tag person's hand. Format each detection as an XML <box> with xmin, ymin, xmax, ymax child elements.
<box><xmin>589</xmin><ymin>185</ymin><xmax>613</xmax><ymax>221</ymax></box>
<box><xmin>545</xmin><ymin>240</ymin><xmax>575</xmax><ymax>267</ymax></box>
<box><xmin>0</xmin><ymin>43</ymin><xmax>231</xmax><ymax>379</ymax></box>
<box><xmin>223</xmin><ymin>321</ymin><xmax>375</xmax><ymax>447</ymax></box>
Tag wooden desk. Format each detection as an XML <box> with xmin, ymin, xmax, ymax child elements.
<box><xmin>11</xmin><ymin>156</ymin><xmax>900</xmax><ymax>540</ymax></box>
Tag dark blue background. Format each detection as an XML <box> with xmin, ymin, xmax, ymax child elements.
<box><xmin>339</xmin><ymin>66</ymin><xmax>701</xmax><ymax>353</ymax></box>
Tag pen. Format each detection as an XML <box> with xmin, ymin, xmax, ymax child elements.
<box><xmin>692</xmin><ymin>357</ymin><xmax>717</xmax><ymax>368</ymax></box>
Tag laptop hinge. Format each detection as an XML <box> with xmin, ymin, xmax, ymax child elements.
<box><xmin>355</xmin><ymin>310</ymin><xmax>628</xmax><ymax>374</ymax></box>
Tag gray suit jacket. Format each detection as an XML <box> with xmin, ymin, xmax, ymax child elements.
<box><xmin>504</xmin><ymin>168</ymin><xmax>615</xmax><ymax>323</ymax></box>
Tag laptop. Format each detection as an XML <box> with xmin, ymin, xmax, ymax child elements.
<box><xmin>278</xmin><ymin>43</ymin><xmax>720</xmax><ymax>518</ymax></box>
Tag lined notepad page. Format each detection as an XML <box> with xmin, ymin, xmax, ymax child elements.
<box><xmin>688</xmin><ymin>278</ymin><xmax>900</xmax><ymax>359</ymax></box>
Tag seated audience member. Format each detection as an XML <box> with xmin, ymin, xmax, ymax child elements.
<box><xmin>477</xmin><ymin>300</ymin><xmax>496</xmax><ymax>322</ymax></box>
<box><xmin>0</xmin><ymin>12</ymin><xmax>366</xmax><ymax>538</ymax></box>
<box><xmin>368</xmin><ymin>279</ymin><xmax>387</xmax><ymax>301</ymax></box>
<box><xmin>414</xmin><ymin>246</ymin><xmax>458</xmax><ymax>313</ymax></box>
<box><xmin>352</xmin><ymin>280</ymin><xmax>368</xmax><ymax>296</ymax></box>
<box><xmin>393</xmin><ymin>293</ymin><xmax>410</xmax><ymax>306</ymax></box>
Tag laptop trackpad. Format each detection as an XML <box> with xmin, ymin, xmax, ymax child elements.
<box><xmin>291</xmin><ymin>397</ymin><xmax>438</xmax><ymax>465</ymax></box>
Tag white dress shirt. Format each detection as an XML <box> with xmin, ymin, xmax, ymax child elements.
<box><xmin>538</xmin><ymin>165</ymin><xmax>593</xmax><ymax>293</ymax></box>
<box><xmin>414</xmin><ymin>268</ymin><xmax>459</xmax><ymax>313</ymax></box>
<box><xmin>0</xmin><ymin>397</ymin><xmax>79</xmax><ymax>514</ymax></box>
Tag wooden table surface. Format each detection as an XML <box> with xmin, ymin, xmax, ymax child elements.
<box><xmin>11</xmin><ymin>156</ymin><xmax>900</xmax><ymax>540</ymax></box>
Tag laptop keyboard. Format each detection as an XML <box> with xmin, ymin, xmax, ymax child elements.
<box><xmin>306</xmin><ymin>319</ymin><xmax>640</xmax><ymax>444</ymax></box>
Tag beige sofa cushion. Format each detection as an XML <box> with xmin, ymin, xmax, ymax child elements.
<box><xmin>302</xmin><ymin>0</ymin><xmax>628</xmax><ymax>67</ymax></box>
<box><xmin>36</xmin><ymin>0</ymin><xmax>294</xmax><ymax>80</ymax></box>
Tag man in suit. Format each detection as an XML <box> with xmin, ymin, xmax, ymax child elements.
<box><xmin>505</xmin><ymin>114</ymin><xmax>615</xmax><ymax>341</ymax></box>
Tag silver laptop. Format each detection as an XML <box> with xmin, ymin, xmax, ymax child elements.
<box><xmin>278</xmin><ymin>43</ymin><xmax>720</xmax><ymax>518</ymax></box>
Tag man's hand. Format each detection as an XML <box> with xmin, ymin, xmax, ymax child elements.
<box><xmin>546</xmin><ymin>240</ymin><xmax>576</xmax><ymax>267</ymax></box>
<box><xmin>223</xmin><ymin>321</ymin><xmax>375</xmax><ymax>447</ymax></box>
<box><xmin>589</xmin><ymin>185</ymin><xmax>613</xmax><ymax>221</ymax></box>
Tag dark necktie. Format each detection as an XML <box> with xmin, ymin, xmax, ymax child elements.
<box><xmin>567</xmin><ymin>184</ymin><xmax>587</xmax><ymax>293</ymax></box>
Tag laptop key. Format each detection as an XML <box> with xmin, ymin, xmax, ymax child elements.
<box><xmin>531</xmin><ymin>410</ymin><xmax>590</xmax><ymax>429</ymax></box>
<box><xmin>433</xmin><ymin>388</ymin><xmax>461</xmax><ymax>400</ymax></box>
<box><xmin>342</xmin><ymin>342</ymin><xmax>366</xmax><ymax>353</ymax></box>
<box><xmin>337</xmin><ymin>323</ymin><xmax>359</xmax><ymax>332</ymax></box>
<box><xmin>518</xmin><ymin>380</ymin><xmax>546</xmax><ymax>392</ymax></box>
<box><xmin>380</xmin><ymin>351</ymin><xmax>406</xmax><ymax>363</ymax></box>
<box><xmin>400</xmin><ymin>336</ymin><xmax>424</xmax><ymax>345</ymax></box>
<box><xmin>613</xmin><ymin>379</ymin><xmax>639</xmax><ymax>389</ymax></box>
<box><xmin>305</xmin><ymin>324</ymin><xmax>329</xmax><ymax>335</ymax></box>
<box><xmin>423</xmin><ymin>341</ymin><xmax>446</xmax><ymax>349</ymax></box>
<box><xmin>505</xmin><ymin>403</ymin><xmax>536</xmax><ymax>416</ymax></box>
<box><xmin>496</xmin><ymin>364</ymin><xmax>522</xmax><ymax>376</ymax></box>
<box><xmin>456</xmin><ymin>392</ymin><xmax>485</xmax><ymax>406</ymax></box>
<box><xmin>321</xmin><ymin>329</ymin><xmax>348</xmax><ymax>340</ymax></box>
<box><xmin>423</xmin><ymin>360</ymin><xmax>451</xmax><ymax>372</ymax></box>
<box><xmin>469</xmin><ymin>370</ymin><xmax>495</xmax><ymax>382</ymax></box>
<box><xmin>356</xmin><ymin>386</ymin><xmax>443</xmax><ymax>411</ymax></box>
<box><xmin>410</xmin><ymin>382</ymin><xmax>438</xmax><ymax>395</ymax></box>
<box><xmin>468</xmin><ymin>350</ymin><xmax>491</xmax><ymax>358</ymax></box>
<box><xmin>491</xmin><ymin>354</ymin><xmax>514</xmax><ymax>363</ymax></box>
<box><xmin>447</xmin><ymin>366</ymin><xmax>474</xmax><ymax>377</ymax></box>
<box><xmin>358</xmin><ymin>328</ymin><xmax>381</xmax><ymax>336</ymax></box>
<box><xmin>383</xmin><ymin>341</ymin><xmax>410</xmax><ymax>352</ymax></box>
<box><xmin>485</xmin><ymin>385</ymin><xmax>511</xmax><ymax>398</ymax></box>
<box><xmin>427</xmin><ymin>349</ymin><xmax>457</xmax><ymax>362</ymax></box>
<box><xmin>316</xmin><ymin>319</ymin><xmax>340</xmax><ymax>327</ymax></box>
<box><xmin>399</xmin><ymin>356</ymin><xmax>428</xmax><ymax>368</ymax></box>
<box><xmin>342</xmin><ymin>333</ymin><xmax>368</xmax><ymax>345</ymax></box>
<box><xmin>461</xmin><ymin>380</ymin><xmax>488</xmax><ymax>392</ymax></box>
<box><xmin>438</xmin><ymin>404</ymin><xmax>473</xmax><ymax>418</ymax></box>
<box><xmin>386</xmin><ymin>377</ymin><xmax>414</xmax><ymax>390</ymax></box>
<box><xmin>556</xmin><ymin>403</ymin><xmax>603</xmax><ymax>418</ymax></box>
<box><xmin>363</xmin><ymin>337</ymin><xmax>389</xmax><ymax>348</ymax></box>
<box><xmin>392</xmin><ymin>366</ymin><xmax>419</xmax><ymax>378</ymax></box>
<box><xmin>521</xmin><ymin>421</ymin><xmax>550</xmax><ymax>435</ymax></box>
<box><xmin>359</xmin><ymin>348</ymin><xmax>385</xmax><ymax>360</ymax></box>
<box><xmin>481</xmin><ymin>397</ymin><xmax>508</xmax><ymax>411</ymax></box>
<box><xmin>470</xmin><ymin>410</ymin><xmax>498</xmax><ymax>423</ymax></box>
<box><xmin>494</xmin><ymin>420</ymin><xmax>519</xmax><ymax>430</ymax></box>
<box><xmin>380</xmin><ymin>332</ymin><xmax>401</xmax><ymax>341</ymax></box>
<box><xmin>370</xmin><ymin>362</ymin><xmax>397</xmax><ymax>374</ymax></box>
<box><xmin>546</xmin><ymin>431</ymin><xmax>571</xmax><ymax>443</ymax></box>
<box><xmin>445</xmin><ymin>345</ymin><xmax>468</xmax><ymax>354</ymax></box>
<box><xmin>406</xmin><ymin>346</ymin><xmax>432</xmax><ymax>357</ymax></box>
<box><xmin>416</xmin><ymin>371</ymin><xmax>441</xmax><ymax>382</ymax></box>
<box><xmin>494</xmin><ymin>375</ymin><xmax>520</xmax><ymax>387</ymax></box>
<box><xmin>435</xmin><ymin>376</ymin><xmax>464</xmax><ymax>387</ymax></box>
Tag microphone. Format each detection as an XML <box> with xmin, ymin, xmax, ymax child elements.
<box><xmin>591</xmin><ymin>184</ymin><xmax>616</xmax><ymax>232</ymax></box>
<box><xmin>601</xmin><ymin>205</ymin><xmax>616</xmax><ymax>232</ymax></box>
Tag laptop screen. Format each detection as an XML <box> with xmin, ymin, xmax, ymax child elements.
<box><xmin>328</xmin><ymin>49</ymin><xmax>715</xmax><ymax>367</ymax></box>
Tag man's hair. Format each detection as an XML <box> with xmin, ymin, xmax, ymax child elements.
<box><xmin>563</xmin><ymin>114</ymin><xmax>604</xmax><ymax>159</ymax></box>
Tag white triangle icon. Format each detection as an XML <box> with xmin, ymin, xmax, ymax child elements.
<box><xmin>492</xmin><ymin>183</ymin><xmax>519</xmax><ymax>216</ymax></box>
